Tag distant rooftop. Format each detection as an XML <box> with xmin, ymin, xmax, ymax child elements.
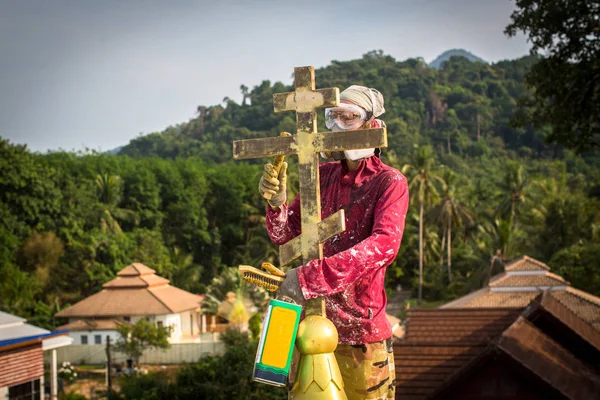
<box><xmin>56</xmin><ymin>262</ymin><xmax>201</xmax><ymax>318</ymax></box>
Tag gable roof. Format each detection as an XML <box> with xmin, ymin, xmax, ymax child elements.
<box><xmin>441</xmin><ymin>255</ymin><xmax>600</xmax><ymax>331</ymax></box>
<box><xmin>497</xmin><ymin>317</ymin><xmax>600</xmax><ymax>400</ymax></box>
<box><xmin>394</xmin><ymin>306</ymin><xmax>600</xmax><ymax>400</ymax></box>
<box><xmin>56</xmin><ymin>263</ymin><xmax>201</xmax><ymax>318</ymax></box>
<box><xmin>394</xmin><ymin>308</ymin><xmax>522</xmax><ymax>400</ymax></box>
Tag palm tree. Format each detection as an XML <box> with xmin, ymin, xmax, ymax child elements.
<box><xmin>95</xmin><ymin>173</ymin><xmax>138</xmax><ymax>234</ymax></box>
<box><xmin>168</xmin><ymin>247</ymin><xmax>202</xmax><ymax>292</ymax></box>
<box><xmin>401</xmin><ymin>146</ymin><xmax>444</xmax><ymax>304</ymax></box>
<box><xmin>428</xmin><ymin>170</ymin><xmax>474</xmax><ymax>282</ymax></box>
<box><xmin>495</xmin><ymin>162</ymin><xmax>530</xmax><ymax>228</ymax></box>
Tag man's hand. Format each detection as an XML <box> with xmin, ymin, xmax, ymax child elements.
<box><xmin>277</xmin><ymin>268</ymin><xmax>304</xmax><ymax>305</ymax></box>
<box><xmin>259</xmin><ymin>161</ymin><xmax>288</xmax><ymax>208</ymax></box>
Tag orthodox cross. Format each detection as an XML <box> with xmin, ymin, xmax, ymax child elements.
<box><xmin>233</xmin><ymin>66</ymin><xmax>387</xmax><ymax>316</ymax></box>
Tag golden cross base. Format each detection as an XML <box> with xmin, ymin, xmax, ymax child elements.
<box><xmin>291</xmin><ymin>314</ymin><xmax>346</xmax><ymax>400</ymax></box>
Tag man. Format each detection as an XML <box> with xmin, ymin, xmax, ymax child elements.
<box><xmin>259</xmin><ymin>85</ymin><xmax>409</xmax><ymax>399</ymax></box>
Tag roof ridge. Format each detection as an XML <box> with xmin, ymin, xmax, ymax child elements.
<box><xmin>522</xmin><ymin>255</ymin><xmax>551</xmax><ymax>270</ymax></box>
<box><xmin>489</xmin><ymin>272</ymin><xmax>507</xmax><ymax>285</ymax></box>
<box><xmin>544</xmin><ymin>271</ymin><xmax>569</xmax><ymax>285</ymax></box>
<box><xmin>147</xmin><ymin>285</ymin><xmax>176</xmax><ymax>313</ymax></box>
<box><xmin>565</xmin><ymin>287</ymin><xmax>600</xmax><ymax>307</ymax></box>
<box><xmin>132</xmin><ymin>263</ymin><xmax>155</xmax><ymax>276</ymax></box>
<box><xmin>504</xmin><ymin>255</ymin><xmax>551</xmax><ymax>271</ymax></box>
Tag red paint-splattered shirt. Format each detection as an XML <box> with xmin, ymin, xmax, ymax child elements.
<box><xmin>266</xmin><ymin>156</ymin><xmax>409</xmax><ymax>345</ymax></box>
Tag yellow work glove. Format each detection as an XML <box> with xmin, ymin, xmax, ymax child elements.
<box><xmin>259</xmin><ymin>161</ymin><xmax>288</xmax><ymax>208</ymax></box>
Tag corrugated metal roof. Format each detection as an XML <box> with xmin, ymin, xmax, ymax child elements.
<box><xmin>0</xmin><ymin>311</ymin><xmax>25</xmax><ymax>327</ymax></box>
<box><xmin>0</xmin><ymin>323</ymin><xmax>48</xmax><ymax>342</ymax></box>
<box><xmin>0</xmin><ymin>311</ymin><xmax>71</xmax><ymax>352</ymax></box>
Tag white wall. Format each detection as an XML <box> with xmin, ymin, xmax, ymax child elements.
<box><xmin>67</xmin><ymin>312</ymin><xmax>195</xmax><ymax>345</ymax></box>
<box><xmin>0</xmin><ymin>386</ymin><xmax>7</xmax><ymax>400</ymax></box>
<box><xmin>69</xmin><ymin>330</ymin><xmax>120</xmax><ymax>345</ymax></box>
<box><xmin>180</xmin><ymin>311</ymin><xmax>193</xmax><ymax>337</ymax></box>
<box><xmin>44</xmin><ymin>338</ymin><xmax>224</xmax><ymax>365</ymax></box>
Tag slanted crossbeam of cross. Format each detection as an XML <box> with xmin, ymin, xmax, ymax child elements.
<box><xmin>233</xmin><ymin>66</ymin><xmax>387</xmax><ymax>316</ymax></box>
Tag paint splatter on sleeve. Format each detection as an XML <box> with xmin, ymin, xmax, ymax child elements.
<box><xmin>265</xmin><ymin>194</ymin><xmax>302</xmax><ymax>245</ymax></box>
<box><xmin>297</xmin><ymin>176</ymin><xmax>409</xmax><ymax>298</ymax></box>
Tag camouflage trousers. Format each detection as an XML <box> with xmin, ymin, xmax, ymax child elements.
<box><xmin>335</xmin><ymin>338</ymin><xmax>396</xmax><ymax>400</ymax></box>
<box><xmin>288</xmin><ymin>337</ymin><xmax>396</xmax><ymax>399</ymax></box>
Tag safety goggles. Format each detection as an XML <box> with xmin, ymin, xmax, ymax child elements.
<box><xmin>324</xmin><ymin>103</ymin><xmax>367</xmax><ymax>130</ymax></box>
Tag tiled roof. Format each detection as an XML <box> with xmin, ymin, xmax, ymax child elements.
<box><xmin>57</xmin><ymin>319</ymin><xmax>128</xmax><ymax>331</ymax></box>
<box><xmin>395</xmin><ymin>307</ymin><xmax>600</xmax><ymax>400</ymax></box>
<box><xmin>117</xmin><ymin>263</ymin><xmax>156</xmax><ymax>276</ymax></box>
<box><xmin>489</xmin><ymin>272</ymin><xmax>568</xmax><ymax>288</ymax></box>
<box><xmin>553</xmin><ymin>288</ymin><xmax>600</xmax><ymax>331</ymax></box>
<box><xmin>504</xmin><ymin>255</ymin><xmax>550</xmax><ymax>271</ymax></box>
<box><xmin>56</xmin><ymin>263</ymin><xmax>200</xmax><ymax>318</ymax></box>
<box><xmin>394</xmin><ymin>308</ymin><xmax>522</xmax><ymax>400</ymax></box>
<box><xmin>535</xmin><ymin>291</ymin><xmax>600</xmax><ymax>350</ymax></box>
<box><xmin>462</xmin><ymin>291</ymin><xmax>539</xmax><ymax>308</ymax></box>
<box><xmin>455</xmin><ymin>289</ymin><xmax>600</xmax><ymax>332</ymax></box>
<box><xmin>102</xmin><ymin>274</ymin><xmax>169</xmax><ymax>289</ymax></box>
<box><xmin>498</xmin><ymin>317</ymin><xmax>600</xmax><ymax>399</ymax></box>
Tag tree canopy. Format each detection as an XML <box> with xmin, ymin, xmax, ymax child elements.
<box><xmin>505</xmin><ymin>0</ymin><xmax>600</xmax><ymax>153</ymax></box>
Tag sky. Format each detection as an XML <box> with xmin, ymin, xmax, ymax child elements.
<box><xmin>0</xmin><ymin>0</ymin><xmax>531</xmax><ymax>153</ymax></box>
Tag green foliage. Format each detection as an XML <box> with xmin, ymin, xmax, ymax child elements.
<box><xmin>175</xmin><ymin>328</ymin><xmax>285</xmax><ymax>400</ymax></box>
<box><xmin>59</xmin><ymin>391</ymin><xmax>87</xmax><ymax>400</ymax></box>
<box><xmin>118</xmin><ymin>372</ymin><xmax>172</xmax><ymax>400</ymax></box>
<box><xmin>114</xmin><ymin>328</ymin><xmax>285</xmax><ymax>400</ymax></box>
<box><xmin>549</xmin><ymin>244</ymin><xmax>600</xmax><ymax>296</ymax></box>
<box><xmin>114</xmin><ymin>317</ymin><xmax>172</xmax><ymax>365</ymax></box>
<box><xmin>506</xmin><ymin>0</ymin><xmax>600</xmax><ymax>153</ymax></box>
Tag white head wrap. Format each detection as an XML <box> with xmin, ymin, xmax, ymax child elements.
<box><xmin>339</xmin><ymin>85</ymin><xmax>385</xmax><ymax>118</ymax></box>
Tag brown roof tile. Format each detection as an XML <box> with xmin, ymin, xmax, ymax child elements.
<box><xmin>498</xmin><ymin>317</ymin><xmax>600</xmax><ymax>399</ymax></box>
<box><xmin>504</xmin><ymin>255</ymin><xmax>550</xmax><ymax>271</ymax></box>
<box><xmin>57</xmin><ymin>319</ymin><xmax>129</xmax><ymax>331</ymax></box>
<box><xmin>394</xmin><ymin>308</ymin><xmax>522</xmax><ymax>400</ymax></box>
<box><xmin>102</xmin><ymin>274</ymin><xmax>169</xmax><ymax>289</ymax></box>
<box><xmin>148</xmin><ymin>285</ymin><xmax>201</xmax><ymax>314</ymax></box>
<box><xmin>536</xmin><ymin>291</ymin><xmax>600</xmax><ymax>350</ymax></box>
<box><xmin>56</xmin><ymin>289</ymin><xmax>172</xmax><ymax>317</ymax></box>
<box><xmin>553</xmin><ymin>288</ymin><xmax>600</xmax><ymax>331</ymax></box>
<box><xmin>462</xmin><ymin>291</ymin><xmax>539</xmax><ymax>308</ymax></box>
<box><xmin>490</xmin><ymin>273</ymin><xmax>568</xmax><ymax>288</ymax></box>
<box><xmin>117</xmin><ymin>263</ymin><xmax>156</xmax><ymax>276</ymax></box>
<box><xmin>56</xmin><ymin>263</ymin><xmax>200</xmax><ymax>318</ymax></box>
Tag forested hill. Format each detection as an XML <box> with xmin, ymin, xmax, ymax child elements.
<box><xmin>1</xmin><ymin>51</ymin><xmax>599</xmax><ymax>329</ymax></box>
<box><xmin>120</xmin><ymin>50</ymin><xmax>583</xmax><ymax>164</ymax></box>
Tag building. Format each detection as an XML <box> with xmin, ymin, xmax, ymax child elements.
<box><xmin>55</xmin><ymin>263</ymin><xmax>203</xmax><ymax>344</ymax></box>
<box><xmin>393</xmin><ymin>255</ymin><xmax>600</xmax><ymax>399</ymax></box>
<box><xmin>441</xmin><ymin>255</ymin><xmax>600</xmax><ymax>330</ymax></box>
<box><xmin>0</xmin><ymin>311</ymin><xmax>72</xmax><ymax>400</ymax></box>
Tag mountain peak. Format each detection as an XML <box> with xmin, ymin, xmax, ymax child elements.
<box><xmin>429</xmin><ymin>49</ymin><xmax>487</xmax><ymax>69</ymax></box>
